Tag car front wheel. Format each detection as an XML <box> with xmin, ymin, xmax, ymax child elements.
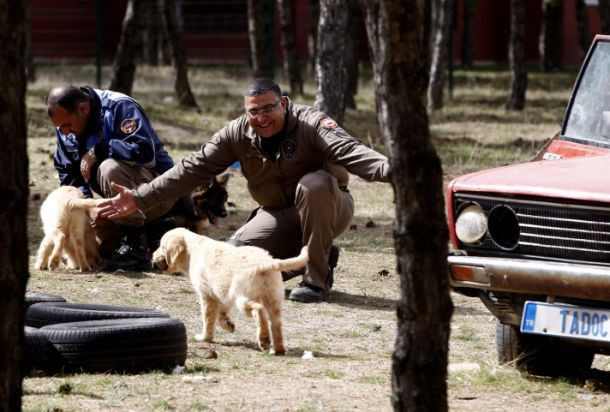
<box><xmin>495</xmin><ymin>320</ymin><xmax>594</xmax><ymax>377</ymax></box>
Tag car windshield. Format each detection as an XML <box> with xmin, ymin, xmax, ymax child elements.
<box><xmin>563</xmin><ymin>40</ymin><xmax>610</xmax><ymax>146</ymax></box>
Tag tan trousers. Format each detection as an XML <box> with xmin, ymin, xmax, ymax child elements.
<box><xmin>93</xmin><ymin>159</ymin><xmax>176</xmax><ymax>255</ymax></box>
<box><xmin>230</xmin><ymin>169</ymin><xmax>354</xmax><ymax>290</ymax></box>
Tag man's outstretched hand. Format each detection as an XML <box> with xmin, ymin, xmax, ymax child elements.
<box><xmin>98</xmin><ymin>182</ymin><xmax>139</xmax><ymax>220</ymax></box>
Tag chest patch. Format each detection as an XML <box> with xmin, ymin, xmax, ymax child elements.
<box><xmin>120</xmin><ymin>118</ymin><xmax>137</xmax><ymax>134</ymax></box>
<box><xmin>320</xmin><ymin>116</ymin><xmax>337</xmax><ymax>129</ymax></box>
<box><xmin>281</xmin><ymin>139</ymin><xmax>297</xmax><ymax>161</ymax></box>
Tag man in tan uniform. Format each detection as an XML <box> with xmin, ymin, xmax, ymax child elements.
<box><xmin>100</xmin><ymin>78</ymin><xmax>390</xmax><ymax>302</ymax></box>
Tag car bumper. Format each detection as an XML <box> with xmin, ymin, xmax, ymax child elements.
<box><xmin>448</xmin><ymin>254</ymin><xmax>610</xmax><ymax>302</ymax></box>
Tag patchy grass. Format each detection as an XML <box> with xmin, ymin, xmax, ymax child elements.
<box><xmin>23</xmin><ymin>64</ymin><xmax>610</xmax><ymax>411</ymax></box>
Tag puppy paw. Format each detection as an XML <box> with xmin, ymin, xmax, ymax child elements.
<box><xmin>258</xmin><ymin>336</ymin><xmax>271</xmax><ymax>352</ymax></box>
<box><xmin>270</xmin><ymin>347</ymin><xmax>286</xmax><ymax>356</ymax></box>
<box><xmin>220</xmin><ymin>319</ymin><xmax>236</xmax><ymax>333</ymax></box>
<box><xmin>195</xmin><ymin>333</ymin><xmax>214</xmax><ymax>342</ymax></box>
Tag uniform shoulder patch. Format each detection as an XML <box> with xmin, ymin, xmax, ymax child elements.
<box><xmin>120</xmin><ymin>118</ymin><xmax>137</xmax><ymax>134</ymax></box>
<box><xmin>320</xmin><ymin>116</ymin><xmax>337</xmax><ymax>129</ymax></box>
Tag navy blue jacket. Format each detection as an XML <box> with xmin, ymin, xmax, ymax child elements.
<box><xmin>53</xmin><ymin>87</ymin><xmax>173</xmax><ymax>198</ymax></box>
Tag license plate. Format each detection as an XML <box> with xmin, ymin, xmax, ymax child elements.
<box><xmin>521</xmin><ymin>301</ymin><xmax>610</xmax><ymax>343</ymax></box>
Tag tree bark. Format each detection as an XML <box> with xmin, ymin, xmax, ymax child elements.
<box><xmin>277</xmin><ymin>0</ymin><xmax>303</xmax><ymax>95</ymax></box>
<box><xmin>0</xmin><ymin>1</ymin><xmax>29</xmax><ymax>411</ymax></box>
<box><xmin>160</xmin><ymin>0</ymin><xmax>199</xmax><ymax>109</ymax></box>
<box><xmin>109</xmin><ymin>0</ymin><xmax>149</xmax><ymax>96</ymax></box>
<box><xmin>25</xmin><ymin>0</ymin><xmax>35</xmax><ymax>82</ymax></box>
<box><xmin>363</xmin><ymin>1</ymin><xmax>452</xmax><ymax>411</ymax></box>
<box><xmin>575</xmin><ymin>0</ymin><xmax>591</xmax><ymax>57</ymax></box>
<box><xmin>539</xmin><ymin>0</ymin><xmax>563</xmax><ymax>72</ymax></box>
<box><xmin>506</xmin><ymin>0</ymin><xmax>527</xmax><ymax>110</ymax></box>
<box><xmin>247</xmin><ymin>0</ymin><xmax>274</xmax><ymax>78</ymax></box>
<box><xmin>308</xmin><ymin>0</ymin><xmax>320</xmax><ymax>77</ymax></box>
<box><xmin>314</xmin><ymin>0</ymin><xmax>349</xmax><ymax>124</ymax></box>
<box><xmin>427</xmin><ymin>0</ymin><xmax>454</xmax><ymax>111</ymax></box>
<box><xmin>599</xmin><ymin>0</ymin><xmax>610</xmax><ymax>36</ymax></box>
<box><xmin>344</xmin><ymin>0</ymin><xmax>360</xmax><ymax>110</ymax></box>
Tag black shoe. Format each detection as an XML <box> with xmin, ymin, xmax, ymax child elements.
<box><xmin>100</xmin><ymin>230</ymin><xmax>152</xmax><ymax>272</ymax></box>
<box><xmin>288</xmin><ymin>282</ymin><xmax>329</xmax><ymax>303</ymax></box>
<box><xmin>327</xmin><ymin>245</ymin><xmax>340</xmax><ymax>289</ymax></box>
<box><xmin>145</xmin><ymin>216</ymin><xmax>177</xmax><ymax>251</ymax></box>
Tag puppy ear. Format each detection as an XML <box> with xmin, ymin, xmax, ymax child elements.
<box><xmin>166</xmin><ymin>235</ymin><xmax>186</xmax><ymax>267</ymax></box>
<box><xmin>216</xmin><ymin>173</ymin><xmax>230</xmax><ymax>188</ymax></box>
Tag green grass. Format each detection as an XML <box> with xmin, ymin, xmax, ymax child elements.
<box><xmin>22</xmin><ymin>63</ymin><xmax>610</xmax><ymax>411</ymax></box>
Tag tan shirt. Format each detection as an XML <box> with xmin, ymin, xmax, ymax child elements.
<box><xmin>134</xmin><ymin>101</ymin><xmax>390</xmax><ymax>212</ymax></box>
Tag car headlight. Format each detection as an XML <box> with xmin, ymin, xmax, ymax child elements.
<box><xmin>455</xmin><ymin>203</ymin><xmax>488</xmax><ymax>244</ymax></box>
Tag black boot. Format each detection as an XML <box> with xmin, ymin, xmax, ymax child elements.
<box><xmin>145</xmin><ymin>216</ymin><xmax>177</xmax><ymax>252</ymax></box>
<box><xmin>288</xmin><ymin>245</ymin><xmax>340</xmax><ymax>303</ymax></box>
<box><xmin>100</xmin><ymin>228</ymin><xmax>152</xmax><ymax>272</ymax></box>
<box><xmin>326</xmin><ymin>245</ymin><xmax>340</xmax><ymax>289</ymax></box>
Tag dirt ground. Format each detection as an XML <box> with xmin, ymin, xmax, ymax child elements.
<box><xmin>21</xmin><ymin>66</ymin><xmax>610</xmax><ymax>411</ymax></box>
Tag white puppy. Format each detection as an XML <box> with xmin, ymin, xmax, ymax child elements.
<box><xmin>35</xmin><ymin>186</ymin><xmax>102</xmax><ymax>271</ymax></box>
<box><xmin>152</xmin><ymin>227</ymin><xmax>308</xmax><ymax>355</ymax></box>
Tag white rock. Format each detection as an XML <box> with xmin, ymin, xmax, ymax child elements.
<box><xmin>448</xmin><ymin>362</ymin><xmax>481</xmax><ymax>373</ymax></box>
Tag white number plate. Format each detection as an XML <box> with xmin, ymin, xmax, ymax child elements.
<box><xmin>521</xmin><ymin>301</ymin><xmax>610</xmax><ymax>343</ymax></box>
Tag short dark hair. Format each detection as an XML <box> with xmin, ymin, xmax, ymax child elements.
<box><xmin>46</xmin><ymin>85</ymin><xmax>89</xmax><ymax>116</ymax></box>
<box><xmin>244</xmin><ymin>78</ymin><xmax>282</xmax><ymax>99</ymax></box>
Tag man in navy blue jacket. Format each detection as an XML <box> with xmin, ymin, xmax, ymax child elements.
<box><xmin>46</xmin><ymin>84</ymin><xmax>176</xmax><ymax>271</ymax></box>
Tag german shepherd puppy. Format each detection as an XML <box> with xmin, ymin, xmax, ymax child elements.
<box><xmin>171</xmin><ymin>174</ymin><xmax>230</xmax><ymax>235</ymax></box>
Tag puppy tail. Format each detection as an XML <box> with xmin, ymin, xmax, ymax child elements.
<box><xmin>67</xmin><ymin>198</ymin><xmax>104</xmax><ymax>211</ymax></box>
<box><xmin>270</xmin><ymin>246</ymin><xmax>309</xmax><ymax>272</ymax></box>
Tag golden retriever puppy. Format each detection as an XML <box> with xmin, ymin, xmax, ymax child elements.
<box><xmin>152</xmin><ymin>227</ymin><xmax>308</xmax><ymax>355</ymax></box>
<box><xmin>35</xmin><ymin>186</ymin><xmax>102</xmax><ymax>271</ymax></box>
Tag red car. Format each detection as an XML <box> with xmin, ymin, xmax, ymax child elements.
<box><xmin>447</xmin><ymin>35</ymin><xmax>610</xmax><ymax>376</ymax></box>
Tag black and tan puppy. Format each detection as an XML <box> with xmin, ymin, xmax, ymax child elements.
<box><xmin>171</xmin><ymin>174</ymin><xmax>230</xmax><ymax>235</ymax></box>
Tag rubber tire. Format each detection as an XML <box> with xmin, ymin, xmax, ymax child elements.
<box><xmin>495</xmin><ymin>320</ymin><xmax>594</xmax><ymax>377</ymax></box>
<box><xmin>23</xmin><ymin>326</ymin><xmax>50</xmax><ymax>373</ymax></box>
<box><xmin>26</xmin><ymin>302</ymin><xmax>170</xmax><ymax>328</ymax></box>
<box><xmin>25</xmin><ymin>292</ymin><xmax>66</xmax><ymax>310</ymax></box>
<box><xmin>40</xmin><ymin>318</ymin><xmax>187</xmax><ymax>372</ymax></box>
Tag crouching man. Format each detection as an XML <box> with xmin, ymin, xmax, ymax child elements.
<box><xmin>46</xmin><ymin>84</ymin><xmax>176</xmax><ymax>271</ymax></box>
<box><xmin>99</xmin><ymin>78</ymin><xmax>390</xmax><ymax>301</ymax></box>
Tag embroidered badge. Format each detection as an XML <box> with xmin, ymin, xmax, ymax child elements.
<box><xmin>120</xmin><ymin>118</ymin><xmax>137</xmax><ymax>134</ymax></box>
<box><xmin>281</xmin><ymin>139</ymin><xmax>297</xmax><ymax>161</ymax></box>
<box><xmin>320</xmin><ymin>116</ymin><xmax>337</xmax><ymax>129</ymax></box>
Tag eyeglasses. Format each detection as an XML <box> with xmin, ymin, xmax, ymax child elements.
<box><xmin>245</xmin><ymin>100</ymin><xmax>281</xmax><ymax>118</ymax></box>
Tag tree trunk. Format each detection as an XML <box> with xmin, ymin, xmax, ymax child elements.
<box><xmin>539</xmin><ymin>0</ymin><xmax>563</xmax><ymax>72</ymax></box>
<box><xmin>277</xmin><ymin>0</ymin><xmax>303</xmax><ymax>95</ymax></box>
<box><xmin>0</xmin><ymin>1</ymin><xmax>29</xmax><ymax>411</ymax></box>
<box><xmin>506</xmin><ymin>0</ymin><xmax>527</xmax><ymax>110</ymax></box>
<box><xmin>428</xmin><ymin>0</ymin><xmax>454</xmax><ymax>111</ymax></box>
<box><xmin>109</xmin><ymin>0</ymin><xmax>149</xmax><ymax>95</ymax></box>
<box><xmin>575</xmin><ymin>0</ymin><xmax>591</xmax><ymax>57</ymax></box>
<box><xmin>363</xmin><ymin>1</ymin><xmax>452</xmax><ymax>411</ymax></box>
<box><xmin>308</xmin><ymin>0</ymin><xmax>320</xmax><ymax>77</ymax></box>
<box><xmin>599</xmin><ymin>0</ymin><xmax>610</xmax><ymax>35</ymax></box>
<box><xmin>344</xmin><ymin>0</ymin><xmax>360</xmax><ymax>110</ymax></box>
<box><xmin>160</xmin><ymin>0</ymin><xmax>199</xmax><ymax>110</ymax></box>
<box><xmin>25</xmin><ymin>0</ymin><xmax>35</xmax><ymax>82</ymax></box>
<box><xmin>247</xmin><ymin>0</ymin><xmax>273</xmax><ymax>78</ymax></box>
<box><xmin>142</xmin><ymin>5</ymin><xmax>159</xmax><ymax>66</ymax></box>
<box><xmin>460</xmin><ymin>0</ymin><xmax>477</xmax><ymax>68</ymax></box>
<box><xmin>314</xmin><ymin>0</ymin><xmax>349</xmax><ymax>124</ymax></box>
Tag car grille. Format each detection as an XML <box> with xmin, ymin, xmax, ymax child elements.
<box><xmin>454</xmin><ymin>195</ymin><xmax>610</xmax><ymax>264</ymax></box>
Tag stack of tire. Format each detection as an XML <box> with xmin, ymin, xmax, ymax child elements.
<box><xmin>24</xmin><ymin>291</ymin><xmax>187</xmax><ymax>374</ymax></box>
